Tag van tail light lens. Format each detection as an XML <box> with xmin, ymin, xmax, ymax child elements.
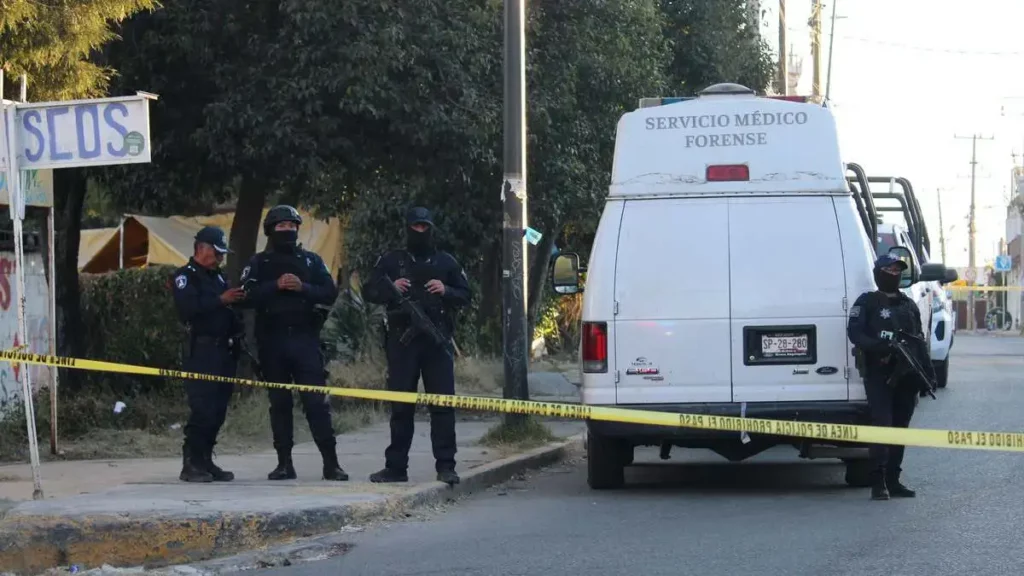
<box><xmin>581</xmin><ymin>321</ymin><xmax>608</xmax><ymax>373</ymax></box>
<box><xmin>706</xmin><ymin>165</ymin><xmax>750</xmax><ymax>182</ymax></box>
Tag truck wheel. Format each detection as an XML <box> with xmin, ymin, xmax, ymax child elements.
<box><xmin>587</xmin><ymin>433</ymin><xmax>627</xmax><ymax>490</ymax></box>
<box><xmin>844</xmin><ymin>459</ymin><xmax>873</xmax><ymax>488</ymax></box>
<box><xmin>933</xmin><ymin>359</ymin><xmax>948</xmax><ymax>389</ymax></box>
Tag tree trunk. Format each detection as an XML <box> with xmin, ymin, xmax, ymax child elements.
<box><xmin>226</xmin><ymin>177</ymin><xmax>267</xmax><ymax>284</ymax></box>
<box><xmin>53</xmin><ymin>169</ymin><xmax>88</xmax><ymax>393</ymax></box>
<box><xmin>526</xmin><ymin>228</ymin><xmax>557</xmax><ymax>345</ymax></box>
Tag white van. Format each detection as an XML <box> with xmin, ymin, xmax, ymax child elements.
<box><xmin>550</xmin><ymin>83</ymin><xmax>946</xmax><ymax>490</ymax></box>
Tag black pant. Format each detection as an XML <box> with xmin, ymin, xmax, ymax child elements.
<box><xmin>864</xmin><ymin>373</ymin><xmax>918</xmax><ymax>475</ymax></box>
<box><xmin>259</xmin><ymin>330</ymin><xmax>336</xmax><ymax>452</ymax></box>
<box><xmin>183</xmin><ymin>339</ymin><xmax>237</xmax><ymax>455</ymax></box>
<box><xmin>384</xmin><ymin>332</ymin><xmax>457</xmax><ymax>472</ymax></box>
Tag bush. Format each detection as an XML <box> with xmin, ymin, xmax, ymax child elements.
<box><xmin>79</xmin><ymin>265</ymin><xmax>188</xmax><ymax>398</ymax></box>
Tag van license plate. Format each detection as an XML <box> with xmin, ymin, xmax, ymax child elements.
<box><xmin>761</xmin><ymin>335</ymin><xmax>809</xmax><ymax>357</ymax></box>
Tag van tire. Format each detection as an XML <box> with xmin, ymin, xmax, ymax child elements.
<box><xmin>587</xmin><ymin>433</ymin><xmax>627</xmax><ymax>490</ymax></box>
<box><xmin>843</xmin><ymin>459</ymin><xmax>874</xmax><ymax>488</ymax></box>
<box><xmin>933</xmin><ymin>359</ymin><xmax>948</xmax><ymax>389</ymax></box>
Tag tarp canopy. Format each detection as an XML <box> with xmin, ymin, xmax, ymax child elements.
<box><xmin>79</xmin><ymin>209</ymin><xmax>345</xmax><ymax>275</ymax></box>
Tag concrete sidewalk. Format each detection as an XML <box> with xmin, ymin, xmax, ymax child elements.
<box><xmin>0</xmin><ymin>417</ymin><xmax>584</xmax><ymax>575</ymax></box>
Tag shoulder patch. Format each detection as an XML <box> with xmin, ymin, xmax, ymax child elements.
<box><xmin>175</xmin><ymin>275</ymin><xmax>188</xmax><ymax>290</ymax></box>
<box><xmin>849</xmin><ymin>305</ymin><xmax>861</xmax><ymax>318</ymax></box>
<box><xmin>240</xmin><ymin>265</ymin><xmax>251</xmax><ymax>281</ymax></box>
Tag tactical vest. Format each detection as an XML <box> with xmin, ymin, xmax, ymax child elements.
<box><xmin>251</xmin><ymin>249</ymin><xmax>318</xmax><ymax>333</ymax></box>
<box><xmin>391</xmin><ymin>250</ymin><xmax>452</xmax><ymax>334</ymax></box>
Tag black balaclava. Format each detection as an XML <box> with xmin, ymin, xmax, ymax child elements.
<box><xmin>873</xmin><ymin>267</ymin><xmax>901</xmax><ymax>293</ymax></box>
<box><xmin>270</xmin><ymin>228</ymin><xmax>298</xmax><ymax>252</ymax></box>
<box><xmin>406</xmin><ymin>225</ymin><xmax>435</xmax><ymax>257</ymax></box>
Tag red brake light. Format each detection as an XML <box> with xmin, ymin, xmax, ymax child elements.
<box><xmin>706</xmin><ymin>165</ymin><xmax>750</xmax><ymax>182</ymax></box>
<box><xmin>766</xmin><ymin>95</ymin><xmax>810</xmax><ymax>103</ymax></box>
<box><xmin>581</xmin><ymin>322</ymin><xmax>608</xmax><ymax>373</ymax></box>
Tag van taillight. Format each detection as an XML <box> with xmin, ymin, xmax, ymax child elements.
<box><xmin>582</xmin><ymin>321</ymin><xmax>608</xmax><ymax>373</ymax></box>
<box><xmin>706</xmin><ymin>165</ymin><xmax>750</xmax><ymax>182</ymax></box>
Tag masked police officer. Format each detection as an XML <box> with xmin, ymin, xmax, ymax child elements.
<box><xmin>173</xmin><ymin>226</ymin><xmax>245</xmax><ymax>483</ymax></box>
<box><xmin>847</xmin><ymin>253</ymin><xmax>936</xmax><ymax>501</ymax></box>
<box><xmin>239</xmin><ymin>205</ymin><xmax>347</xmax><ymax>481</ymax></box>
<box><xmin>361</xmin><ymin>206</ymin><xmax>472</xmax><ymax>485</ymax></box>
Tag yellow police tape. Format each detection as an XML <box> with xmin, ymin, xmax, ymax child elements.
<box><xmin>1</xmin><ymin>348</ymin><xmax>1023</xmax><ymax>454</ymax></box>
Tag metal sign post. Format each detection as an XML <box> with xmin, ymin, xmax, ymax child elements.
<box><xmin>0</xmin><ymin>86</ymin><xmax>158</xmax><ymax>500</ymax></box>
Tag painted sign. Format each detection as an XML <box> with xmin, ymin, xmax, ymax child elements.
<box><xmin>0</xmin><ymin>169</ymin><xmax>53</xmax><ymax>208</ymax></box>
<box><xmin>0</xmin><ymin>251</ymin><xmax>52</xmax><ymax>415</ymax></box>
<box><xmin>995</xmin><ymin>254</ymin><xmax>1012</xmax><ymax>272</ymax></box>
<box><xmin>9</xmin><ymin>93</ymin><xmax>156</xmax><ymax>171</ymax></box>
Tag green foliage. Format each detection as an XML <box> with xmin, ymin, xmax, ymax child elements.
<box><xmin>660</xmin><ymin>0</ymin><xmax>776</xmax><ymax>94</ymax></box>
<box><xmin>79</xmin><ymin>266</ymin><xmax>186</xmax><ymax>397</ymax></box>
<box><xmin>0</xmin><ymin>0</ymin><xmax>156</xmax><ymax>100</ymax></box>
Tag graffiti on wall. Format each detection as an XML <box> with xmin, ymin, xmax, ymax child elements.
<box><xmin>0</xmin><ymin>251</ymin><xmax>52</xmax><ymax>412</ymax></box>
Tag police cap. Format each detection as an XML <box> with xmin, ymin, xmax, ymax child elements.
<box><xmin>874</xmin><ymin>253</ymin><xmax>908</xmax><ymax>271</ymax></box>
<box><xmin>406</xmin><ymin>206</ymin><xmax>434</xmax><ymax>227</ymax></box>
<box><xmin>194</xmin><ymin>226</ymin><xmax>231</xmax><ymax>254</ymax></box>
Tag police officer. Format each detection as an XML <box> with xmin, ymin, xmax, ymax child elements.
<box><xmin>847</xmin><ymin>253</ymin><xmax>936</xmax><ymax>500</ymax></box>
<box><xmin>240</xmin><ymin>205</ymin><xmax>348</xmax><ymax>481</ymax></box>
<box><xmin>172</xmin><ymin>226</ymin><xmax>245</xmax><ymax>483</ymax></box>
<box><xmin>361</xmin><ymin>206</ymin><xmax>472</xmax><ymax>485</ymax></box>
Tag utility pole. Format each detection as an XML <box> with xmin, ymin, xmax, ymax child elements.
<box><xmin>778</xmin><ymin>0</ymin><xmax>788</xmax><ymax>95</ymax></box>
<box><xmin>954</xmin><ymin>133</ymin><xmax>995</xmax><ymax>331</ymax></box>
<box><xmin>936</xmin><ymin>187</ymin><xmax>947</xmax><ymax>263</ymax></box>
<box><xmin>502</xmin><ymin>0</ymin><xmax>530</xmax><ymax>425</ymax></box>
<box><xmin>809</xmin><ymin>0</ymin><xmax>823</xmax><ymax>98</ymax></box>
<box><xmin>824</xmin><ymin>0</ymin><xmax>840</xmax><ymax>103</ymax></box>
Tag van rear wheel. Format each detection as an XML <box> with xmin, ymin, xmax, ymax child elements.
<box><xmin>587</xmin><ymin>432</ymin><xmax>628</xmax><ymax>490</ymax></box>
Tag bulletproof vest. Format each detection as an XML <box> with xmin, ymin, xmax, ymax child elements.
<box><xmin>252</xmin><ymin>249</ymin><xmax>316</xmax><ymax>330</ymax></box>
<box><xmin>394</xmin><ymin>251</ymin><xmax>450</xmax><ymax>331</ymax></box>
<box><xmin>853</xmin><ymin>291</ymin><xmax>917</xmax><ymax>377</ymax></box>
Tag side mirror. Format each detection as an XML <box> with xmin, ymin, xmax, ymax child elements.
<box><xmin>551</xmin><ymin>253</ymin><xmax>582</xmax><ymax>295</ymax></box>
<box><xmin>942</xmin><ymin>268</ymin><xmax>959</xmax><ymax>284</ymax></box>
<box><xmin>887</xmin><ymin>246</ymin><xmax>918</xmax><ymax>288</ymax></box>
<box><xmin>920</xmin><ymin>263</ymin><xmax>948</xmax><ymax>283</ymax></box>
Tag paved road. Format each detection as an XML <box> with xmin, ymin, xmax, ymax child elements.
<box><xmin>258</xmin><ymin>335</ymin><xmax>1024</xmax><ymax>576</ymax></box>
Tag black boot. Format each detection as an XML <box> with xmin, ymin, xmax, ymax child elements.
<box><xmin>369</xmin><ymin>467</ymin><xmax>409</xmax><ymax>483</ymax></box>
<box><xmin>870</xmin><ymin>469</ymin><xmax>890</xmax><ymax>501</ymax></box>
<box><xmin>268</xmin><ymin>449</ymin><xmax>297</xmax><ymax>481</ymax></box>
<box><xmin>204</xmin><ymin>444</ymin><xmax>234</xmax><ymax>482</ymax></box>
<box><xmin>437</xmin><ymin>469</ymin><xmax>460</xmax><ymax>486</ymax></box>
<box><xmin>887</xmin><ymin>469</ymin><xmax>916</xmax><ymax>498</ymax></box>
<box><xmin>180</xmin><ymin>443</ymin><xmax>213</xmax><ymax>483</ymax></box>
<box><xmin>319</xmin><ymin>444</ymin><xmax>349</xmax><ymax>481</ymax></box>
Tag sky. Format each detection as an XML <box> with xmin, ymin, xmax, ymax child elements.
<box><xmin>761</xmin><ymin>0</ymin><xmax>1024</xmax><ymax>269</ymax></box>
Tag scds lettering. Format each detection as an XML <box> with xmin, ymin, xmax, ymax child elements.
<box><xmin>21</xmin><ymin>102</ymin><xmax>132</xmax><ymax>164</ymax></box>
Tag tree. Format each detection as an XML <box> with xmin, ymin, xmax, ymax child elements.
<box><xmin>1</xmin><ymin>0</ymin><xmax>156</xmax><ymax>392</ymax></box>
<box><xmin>660</xmin><ymin>0</ymin><xmax>776</xmax><ymax>94</ymax></box>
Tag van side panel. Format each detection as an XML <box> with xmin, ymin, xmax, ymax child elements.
<box><xmin>728</xmin><ymin>196</ymin><xmax>850</xmax><ymax>402</ymax></box>
<box><xmin>835</xmin><ymin>196</ymin><xmax>877</xmax><ymax>402</ymax></box>
<box><xmin>612</xmin><ymin>198</ymin><xmax>732</xmax><ymax>404</ymax></box>
<box><xmin>579</xmin><ymin>200</ymin><xmax>624</xmax><ymax>405</ymax></box>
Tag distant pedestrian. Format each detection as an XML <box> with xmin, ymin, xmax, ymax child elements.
<box><xmin>361</xmin><ymin>206</ymin><xmax>472</xmax><ymax>485</ymax></box>
<box><xmin>172</xmin><ymin>226</ymin><xmax>245</xmax><ymax>483</ymax></box>
<box><xmin>239</xmin><ymin>205</ymin><xmax>348</xmax><ymax>481</ymax></box>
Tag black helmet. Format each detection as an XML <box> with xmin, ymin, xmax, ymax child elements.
<box><xmin>263</xmin><ymin>205</ymin><xmax>302</xmax><ymax>235</ymax></box>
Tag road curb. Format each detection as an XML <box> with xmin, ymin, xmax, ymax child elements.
<box><xmin>0</xmin><ymin>434</ymin><xmax>583</xmax><ymax>575</ymax></box>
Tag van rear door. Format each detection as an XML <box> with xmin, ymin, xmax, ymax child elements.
<box><xmin>728</xmin><ymin>196</ymin><xmax>851</xmax><ymax>402</ymax></box>
<box><xmin>612</xmin><ymin>197</ymin><xmax>732</xmax><ymax>404</ymax></box>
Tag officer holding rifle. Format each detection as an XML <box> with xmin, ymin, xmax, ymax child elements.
<box><xmin>361</xmin><ymin>207</ymin><xmax>472</xmax><ymax>485</ymax></box>
<box><xmin>847</xmin><ymin>253</ymin><xmax>937</xmax><ymax>501</ymax></box>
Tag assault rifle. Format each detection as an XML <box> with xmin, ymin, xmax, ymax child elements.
<box><xmin>882</xmin><ymin>329</ymin><xmax>937</xmax><ymax>399</ymax></box>
<box><xmin>381</xmin><ymin>274</ymin><xmax>455</xmax><ymax>355</ymax></box>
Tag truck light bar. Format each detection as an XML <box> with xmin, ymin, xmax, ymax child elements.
<box><xmin>638</xmin><ymin>94</ymin><xmax>811</xmax><ymax>109</ymax></box>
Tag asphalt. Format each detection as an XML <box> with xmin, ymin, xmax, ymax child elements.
<box><xmin>249</xmin><ymin>334</ymin><xmax>1024</xmax><ymax>576</ymax></box>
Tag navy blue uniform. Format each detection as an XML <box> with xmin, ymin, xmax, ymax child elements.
<box><xmin>361</xmin><ymin>248</ymin><xmax>472</xmax><ymax>473</ymax></box>
<box><xmin>172</xmin><ymin>259</ymin><xmax>240</xmax><ymax>465</ymax></box>
<box><xmin>240</xmin><ymin>247</ymin><xmax>339</xmax><ymax>455</ymax></box>
<box><xmin>847</xmin><ymin>290</ymin><xmax>934</xmax><ymax>481</ymax></box>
